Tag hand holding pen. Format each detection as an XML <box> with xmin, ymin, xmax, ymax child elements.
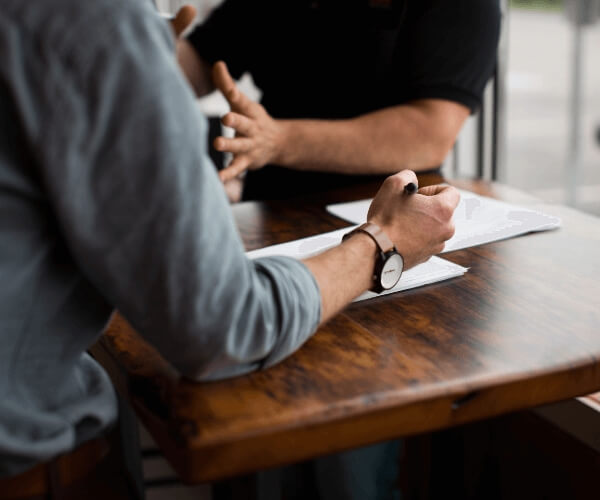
<box><xmin>404</xmin><ymin>182</ymin><xmax>418</xmax><ymax>195</ymax></box>
<box><xmin>367</xmin><ymin>170</ymin><xmax>458</xmax><ymax>268</ymax></box>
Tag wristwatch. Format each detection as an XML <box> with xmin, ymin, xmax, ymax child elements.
<box><xmin>342</xmin><ymin>222</ymin><xmax>404</xmax><ymax>293</ymax></box>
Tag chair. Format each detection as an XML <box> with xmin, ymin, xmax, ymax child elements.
<box><xmin>0</xmin><ymin>428</ymin><xmax>136</xmax><ymax>500</ymax></box>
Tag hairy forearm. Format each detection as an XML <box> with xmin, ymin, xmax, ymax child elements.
<box><xmin>303</xmin><ymin>233</ymin><xmax>377</xmax><ymax>324</ymax></box>
<box><xmin>276</xmin><ymin>100</ymin><xmax>469</xmax><ymax>175</ymax></box>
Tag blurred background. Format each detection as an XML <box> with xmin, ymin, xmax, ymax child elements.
<box><xmin>505</xmin><ymin>0</ymin><xmax>600</xmax><ymax>214</ymax></box>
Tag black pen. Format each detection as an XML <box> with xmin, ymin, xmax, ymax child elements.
<box><xmin>404</xmin><ymin>182</ymin><xmax>418</xmax><ymax>195</ymax></box>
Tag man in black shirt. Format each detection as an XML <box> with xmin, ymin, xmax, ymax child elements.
<box><xmin>177</xmin><ymin>0</ymin><xmax>501</xmax><ymax>200</ymax></box>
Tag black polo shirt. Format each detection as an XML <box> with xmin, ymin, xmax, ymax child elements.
<box><xmin>189</xmin><ymin>0</ymin><xmax>501</xmax><ymax>200</ymax></box>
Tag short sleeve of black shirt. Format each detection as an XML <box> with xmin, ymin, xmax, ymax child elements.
<box><xmin>190</xmin><ymin>1</ymin><xmax>500</xmax><ymax>116</ymax></box>
<box><xmin>402</xmin><ymin>0</ymin><xmax>501</xmax><ymax>113</ymax></box>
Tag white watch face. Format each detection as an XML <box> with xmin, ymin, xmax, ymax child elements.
<box><xmin>380</xmin><ymin>253</ymin><xmax>404</xmax><ymax>290</ymax></box>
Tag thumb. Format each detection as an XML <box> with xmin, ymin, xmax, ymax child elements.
<box><xmin>170</xmin><ymin>5</ymin><xmax>197</xmax><ymax>38</ymax></box>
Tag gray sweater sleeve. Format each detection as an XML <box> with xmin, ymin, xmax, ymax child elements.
<box><xmin>30</xmin><ymin>0</ymin><xmax>321</xmax><ymax>380</ymax></box>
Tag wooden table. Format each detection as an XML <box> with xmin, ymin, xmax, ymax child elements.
<box><xmin>93</xmin><ymin>175</ymin><xmax>600</xmax><ymax>485</ymax></box>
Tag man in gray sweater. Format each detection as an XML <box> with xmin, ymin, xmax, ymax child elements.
<box><xmin>0</xmin><ymin>0</ymin><xmax>458</xmax><ymax>484</ymax></box>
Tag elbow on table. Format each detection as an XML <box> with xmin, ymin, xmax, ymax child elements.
<box><xmin>158</xmin><ymin>257</ymin><xmax>320</xmax><ymax>381</ymax></box>
<box><xmin>407</xmin><ymin>135</ymin><xmax>456</xmax><ymax>172</ymax></box>
<box><xmin>171</xmin><ymin>319</ymin><xmax>278</xmax><ymax>382</ymax></box>
<box><xmin>168</xmin><ymin>298</ymin><xmax>291</xmax><ymax>382</ymax></box>
<box><xmin>405</xmin><ymin>100</ymin><xmax>467</xmax><ymax>171</ymax></box>
<box><xmin>432</xmin><ymin>134</ymin><xmax>457</xmax><ymax>167</ymax></box>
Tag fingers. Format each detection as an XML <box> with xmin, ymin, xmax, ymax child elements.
<box><xmin>383</xmin><ymin>169</ymin><xmax>418</xmax><ymax>192</ymax></box>
<box><xmin>417</xmin><ymin>184</ymin><xmax>449</xmax><ymax>196</ymax></box>
<box><xmin>170</xmin><ymin>5</ymin><xmax>197</xmax><ymax>37</ymax></box>
<box><xmin>222</xmin><ymin>112</ymin><xmax>254</xmax><ymax>137</ymax></box>
<box><xmin>218</xmin><ymin>156</ymin><xmax>251</xmax><ymax>182</ymax></box>
<box><xmin>212</xmin><ymin>61</ymin><xmax>257</xmax><ymax>116</ymax></box>
<box><xmin>212</xmin><ymin>61</ymin><xmax>236</xmax><ymax>98</ymax></box>
<box><xmin>419</xmin><ymin>184</ymin><xmax>461</xmax><ymax>211</ymax></box>
<box><xmin>214</xmin><ymin>136</ymin><xmax>253</xmax><ymax>154</ymax></box>
<box><xmin>223</xmin><ymin>177</ymin><xmax>243</xmax><ymax>204</ymax></box>
<box><xmin>395</xmin><ymin>169</ymin><xmax>419</xmax><ymax>187</ymax></box>
<box><xmin>418</xmin><ymin>185</ymin><xmax>459</xmax><ymax>241</ymax></box>
<box><xmin>367</xmin><ymin>175</ymin><xmax>460</xmax><ymax>269</ymax></box>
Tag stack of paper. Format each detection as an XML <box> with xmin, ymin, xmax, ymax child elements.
<box><xmin>326</xmin><ymin>189</ymin><xmax>562</xmax><ymax>253</ymax></box>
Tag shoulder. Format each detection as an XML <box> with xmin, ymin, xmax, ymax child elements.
<box><xmin>2</xmin><ymin>0</ymin><xmax>173</xmax><ymax>64</ymax></box>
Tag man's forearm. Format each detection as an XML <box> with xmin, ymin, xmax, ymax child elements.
<box><xmin>276</xmin><ymin>100</ymin><xmax>469</xmax><ymax>175</ymax></box>
<box><xmin>176</xmin><ymin>39</ymin><xmax>215</xmax><ymax>97</ymax></box>
<box><xmin>303</xmin><ymin>232</ymin><xmax>377</xmax><ymax>324</ymax></box>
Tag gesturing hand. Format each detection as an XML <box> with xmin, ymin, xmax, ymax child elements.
<box><xmin>368</xmin><ymin>170</ymin><xmax>460</xmax><ymax>269</ymax></box>
<box><xmin>212</xmin><ymin>61</ymin><xmax>284</xmax><ymax>183</ymax></box>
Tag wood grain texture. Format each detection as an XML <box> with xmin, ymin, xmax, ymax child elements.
<box><xmin>94</xmin><ymin>178</ymin><xmax>600</xmax><ymax>483</ymax></box>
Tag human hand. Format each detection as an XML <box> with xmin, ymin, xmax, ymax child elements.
<box><xmin>212</xmin><ymin>61</ymin><xmax>284</xmax><ymax>183</ymax></box>
<box><xmin>169</xmin><ymin>5</ymin><xmax>197</xmax><ymax>37</ymax></box>
<box><xmin>367</xmin><ymin>170</ymin><xmax>459</xmax><ymax>269</ymax></box>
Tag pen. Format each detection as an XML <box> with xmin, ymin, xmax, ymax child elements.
<box><xmin>404</xmin><ymin>182</ymin><xmax>418</xmax><ymax>195</ymax></box>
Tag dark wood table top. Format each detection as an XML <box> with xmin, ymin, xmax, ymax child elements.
<box><xmin>93</xmin><ymin>175</ymin><xmax>600</xmax><ymax>483</ymax></box>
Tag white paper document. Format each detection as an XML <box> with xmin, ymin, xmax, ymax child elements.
<box><xmin>247</xmin><ymin>229</ymin><xmax>468</xmax><ymax>302</ymax></box>
<box><xmin>351</xmin><ymin>256</ymin><xmax>467</xmax><ymax>302</ymax></box>
<box><xmin>246</xmin><ymin>227</ymin><xmax>352</xmax><ymax>260</ymax></box>
<box><xmin>326</xmin><ymin>189</ymin><xmax>562</xmax><ymax>253</ymax></box>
